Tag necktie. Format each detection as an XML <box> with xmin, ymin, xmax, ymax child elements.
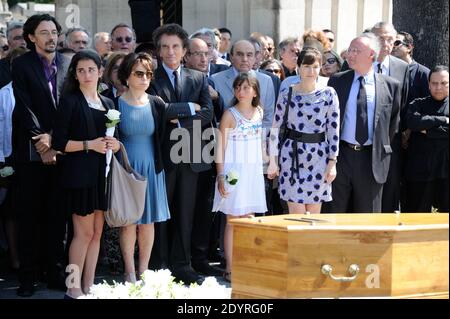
<box><xmin>173</xmin><ymin>70</ymin><xmax>181</xmax><ymax>101</ymax></box>
<box><xmin>356</xmin><ymin>76</ymin><xmax>368</xmax><ymax>146</ymax></box>
<box><xmin>377</xmin><ymin>63</ymin><xmax>382</xmax><ymax>74</ymax></box>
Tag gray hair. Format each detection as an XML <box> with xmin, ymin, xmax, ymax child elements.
<box><xmin>65</xmin><ymin>27</ymin><xmax>91</xmax><ymax>47</ymax></box>
<box><xmin>371</xmin><ymin>21</ymin><xmax>397</xmax><ymax>36</ymax></box>
<box><xmin>358</xmin><ymin>32</ymin><xmax>380</xmax><ymax>62</ymax></box>
<box><xmin>190</xmin><ymin>28</ymin><xmax>217</xmax><ymax>48</ymax></box>
<box><xmin>278</xmin><ymin>37</ymin><xmax>300</xmax><ymax>52</ymax></box>
<box><xmin>94</xmin><ymin>32</ymin><xmax>110</xmax><ymax>43</ymax></box>
<box><xmin>6</xmin><ymin>21</ymin><xmax>24</xmax><ymax>39</ymax></box>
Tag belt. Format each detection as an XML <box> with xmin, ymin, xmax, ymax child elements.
<box><xmin>285</xmin><ymin>129</ymin><xmax>326</xmax><ymax>186</ymax></box>
<box><xmin>341</xmin><ymin>141</ymin><xmax>372</xmax><ymax>151</ymax></box>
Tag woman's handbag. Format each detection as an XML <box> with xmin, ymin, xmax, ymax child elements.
<box><xmin>105</xmin><ymin>142</ymin><xmax>147</xmax><ymax>227</ymax></box>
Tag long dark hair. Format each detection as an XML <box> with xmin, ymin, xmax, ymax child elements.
<box><xmin>23</xmin><ymin>14</ymin><xmax>61</xmax><ymax>50</ymax></box>
<box><xmin>231</xmin><ymin>72</ymin><xmax>260</xmax><ymax>108</ymax></box>
<box><xmin>63</xmin><ymin>49</ymin><xmax>102</xmax><ymax>95</ymax></box>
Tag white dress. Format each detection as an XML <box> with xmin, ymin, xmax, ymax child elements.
<box><xmin>212</xmin><ymin>106</ymin><xmax>267</xmax><ymax>216</ymax></box>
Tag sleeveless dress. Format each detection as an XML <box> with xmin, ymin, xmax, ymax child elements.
<box><xmin>118</xmin><ymin>97</ymin><xmax>170</xmax><ymax>224</ymax></box>
<box><xmin>212</xmin><ymin>106</ymin><xmax>267</xmax><ymax>216</ymax></box>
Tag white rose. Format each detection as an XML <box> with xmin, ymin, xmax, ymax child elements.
<box><xmin>0</xmin><ymin>166</ymin><xmax>14</xmax><ymax>178</ymax></box>
<box><xmin>105</xmin><ymin>109</ymin><xmax>121</xmax><ymax>121</ymax></box>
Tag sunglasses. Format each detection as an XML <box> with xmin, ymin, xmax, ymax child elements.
<box><xmin>132</xmin><ymin>70</ymin><xmax>152</xmax><ymax>79</ymax></box>
<box><xmin>265</xmin><ymin>68</ymin><xmax>281</xmax><ymax>74</ymax></box>
<box><xmin>114</xmin><ymin>36</ymin><xmax>133</xmax><ymax>43</ymax></box>
<box><xmin>393</xmin><ymin>40</ymin><xmax>408</xmax><ymax>47</ymax></box>
<box><xmin>1</xmin><ymin>45</ymin><xmax>8</xmax><ymax>51</ymax></box>
<box><xmin>323</xmin><ymin>58</ymin><xmax>337</xmax><ymax>65</ymax></box>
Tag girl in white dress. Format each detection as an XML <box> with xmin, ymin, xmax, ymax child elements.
<box><xmin>212</xmin><ymin>73</ymin><xmax>267</xmax><ymax>281</ymax></box>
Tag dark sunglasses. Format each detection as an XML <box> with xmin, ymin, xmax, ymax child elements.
<box><xmin>265</xmin><ymin>68</ymin><xmax>281</xmax><ymax>74</ymax></box>
<box><xmin>1</xmin><ymin>45</ymin><xmax>8</xmax><ymax>51</ymax></box>
<box><xmin>132</xmin><ymin>70</ymin><xmax>152</xmax><ymax>79</ymax></box>
<box><xmin>323</xmin><ymin>57</ymin><xmax>337</xmax><ymax>65</ymax></box>
<box><xmin>393</xmin><ymin>40</ymin><xmax>407</xmax><ymax>47</ymax></box>
<box><xmin>114</xmin><ymin>36</ymin><xmax>133</xmax><ymax>43</ymax></box>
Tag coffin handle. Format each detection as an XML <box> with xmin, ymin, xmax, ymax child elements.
<box><xmin>321</xmin><ymin>264</ymin><xmax>360</xmax><ymax>282</ymax></box>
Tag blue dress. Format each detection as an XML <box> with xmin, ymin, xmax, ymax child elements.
<box><xmin>118</xmin><ymin>97</ymin><xmax>170</xmax><ymax>224</ymax></box>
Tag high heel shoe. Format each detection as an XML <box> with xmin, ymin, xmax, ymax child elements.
<box><xmin>124</xmin><ymin>272</ymin><xmax>137</xmax><ymax>284</ymax></box>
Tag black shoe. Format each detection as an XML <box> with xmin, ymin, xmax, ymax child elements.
<box><xmin>173</xmin><ymin>269</ymin><xmax>205</xmax><ymax>285</ymax></box>
<box><xmin>63</xmin><ymin>294</ymin><xmax>75</xmax><ymax>300</ymax></box>
<box><xmin>17</xmin><ymin>284</ymin><xmax>35</xmax><ymax>297</ymax></box>
<box><xmin>192</xmin><ymin>262</ymin><xmax>224</xmax><ymax>277</ymax></box>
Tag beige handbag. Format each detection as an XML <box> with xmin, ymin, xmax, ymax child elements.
<box><xmin>105</xmin><ymin>143</ymin><xmax>147</xmax><ymax>227</ymax></box>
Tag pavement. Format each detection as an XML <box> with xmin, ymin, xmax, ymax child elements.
<box><xmin>0</xmin><ymin>251</ymin><xmax>230</xmax><ymax>299</ymax></box>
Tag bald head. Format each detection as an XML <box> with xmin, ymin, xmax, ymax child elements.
<box><xmin>184</xmin><ymin>38</ymin><xmax>209</xmax><ymax>73</ymax></box>
<box><xmin>230</xmin><ymin>40</ymin><xmax>256</xmax><ymax>72</ymax></box>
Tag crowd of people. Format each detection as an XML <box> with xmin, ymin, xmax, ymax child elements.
<box><xmin>0</xmin><ymin>13</ymin><xmax>448</xmax><ymax>299</ymax></box>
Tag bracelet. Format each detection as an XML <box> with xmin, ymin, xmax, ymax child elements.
<box><xmin>83</xmin><ymin>140</ymin><xmax>89</xmax><ymax>153</ymax></box>
<box><xmin>216</xmin><ymin>173</ymin><xmax>225</xmax><ymax>180</ymax></box>
<box><xmin>328</xmin><ymin>158</ymin><xmax>337</xmax><ymax>162</ymax></box>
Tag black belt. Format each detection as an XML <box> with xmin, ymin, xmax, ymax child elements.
<box><xmin>285</xmin><ymin>129</ymin><xmax>326</xmax><ymax>186</ymax></box>
<box><xmin>341</xmin><ymin>141</ymin><xmax>372</xmax><ymax>151</ymax></box>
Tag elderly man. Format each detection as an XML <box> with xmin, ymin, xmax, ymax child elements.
<box><xmin>322</xmin><ymin>33</ymin><xmax>401</xmax><ymax>213</ymax></box>
<box><xmin>93</xmin><ymin>32</ymin><xmax>111</xmax><ymax>57</ymax></box>
<box><xmin>370</xmin><ymin>22</ymin><xmax>410</xmax><ymax>213</ymax></box>
<box><xmin>0</xmin><ymin>22</ymin><xmax>27</xmax><ymax>88</ymax></box>
<box><xmin>211</xmin><ymin>39</ymin><xmax>275</xmax><ymax>129</ymax></box>
<box><xmin>279</xmin><ymin>37</ymin><xmax>302</xmax><ymax>77</ymax></box>
<box><xmin>190</xmin><ymin>28</ymin><xmax>229</xmax><ymax>75</ymax></box>
<box><xmin>110</xmin><ymin>23</ymin><xmax>136</xmax><ymax>53</ymax></box>
<box><xmin>65</xmin><ymin>27</ymin><xmax>90</xmax><ymax>52</ymax></box>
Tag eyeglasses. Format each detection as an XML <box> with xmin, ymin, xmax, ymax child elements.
<box><xmin>37</xmin><ymin>30</ymin><xmax>59</xmax><ymax>37</ymax></box>
<box><xmin>346</xmin><ymin>47</ymin><xmax>362</xmax><ymax>55</ymax></box>
<box><xmin>189</xmin><ymin>51</ymin><xmax>209</xmax><ymax>58</ymax></box>
<box><xmin>114</xmin><ymin>36</ymin><xmax>133</xmax><ymax>43</ymax></box>
<box><xmin>265</xmin><ymin>68</ymin><xmax>281</xmax><ymax>74</ymax></box>
<box><xmin>132</xmin><ymin>70</ymin><xmax>152</xmax><ymax>79</ymax></box>
<box><xmin>323</xmin><ymin>58</ymin><xmax>337</xmax><ymax>65</ymax></box>
<box><xmin>1</xmin><ymin>45</ymin><xmax>8</xmax><ymax>51</ymax></box>
<box><xmin>393</xmin><ymin>40</ymin><xmax>408</xmax><ymax>47</ymax></box>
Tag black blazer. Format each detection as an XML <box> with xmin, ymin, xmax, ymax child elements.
<box><xmin>406</xmin><ymin>60</ymin><xmax>430</xmax><ymax>105</ymax></box>
<box><xmin>53</xmin><ymin>91</ymin><xmax>115</xmax><ymax>188</ymax></box>
<box><xmin>405</xmin><ymin>96</ymin><xmax>448</xmax><ymax>181</ymax></box>
<box><xmin>11</xmin><ymin>50</ymin><xmax>70</xmax><ymax>163</ymax></box>
<box><xmin>0</xmin><ymin>58</ymin><xmax>11</xmax><ymax>89</ymax></box>
<box><xmin>209</xmin><ymin>63</ymin><xmax>229</xmax><ymax>76</ymax></box>
<box><xmin>149</xmin><ymin>66</ymin><xmax>213</xmax><ymax>173</ymax></box>
<box><xmin>328</xmin><ymin>70</ymin><xmax>401</xmax><ymax>183</ymax></box>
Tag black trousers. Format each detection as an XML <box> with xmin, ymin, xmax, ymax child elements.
<box><xmin>191</xmin><ymin>168</ymin><xmax>216</xmax><ymax>264</ymax></box>
<box><xmin>165</xmin><ymin>163</ymin><xmax>199</xmax><ymax>271</ymax></box>
<box><xmin>381</xmin><ymin>134</ymin><xmax>403</xmax><ymax>213</ymax></box>
<box><xmin>322</xmin><ymin>144</ymin><xmax>383</xmax><ymax>213</ymax></box>
<box><xmin>15</xmin><ymin>163</ymin><xmax>67</xmax><ymax>286</ymax></box>
<box><xmin>404</xmin><ymin>179</ymin><xmax>449</xmax><ymax>213</ymax></box>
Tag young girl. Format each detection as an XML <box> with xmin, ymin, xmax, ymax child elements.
<box><xmin>212</xmin><ymin>72</ymin><xmax>267</xmax><ymax>282</ymax></box>
<box><xmin>53</xmin><ymin>50</ymin><xmax>120</xmax><ymax>298</ymax></box>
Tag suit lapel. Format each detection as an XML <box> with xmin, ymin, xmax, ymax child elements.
<box><xmin>30</xmin><ymin>52</ymin><xmax>55</xmax><ymax>109</ymax></box>
<box><xmin>56</xmin><ymin>52</ymin><xmax>69</xmax><ymax>105</ymax></box>
<box><xmin>154</xmin><ymin>67</ymin><xmax>176</xmax><ymax>102</ymax></box>
<box><xmin>180</xmin><ymin>68</ymin><xmax>192</xmax><ymax>102</ymax></box>
<box><xmin>373</xmin><ymin>73</ymin><xmax>384</xmax><ymax>130</ymax></box>
<box><xmin>224</xmin><ymin>68</ymin><xmax>235</xmax><ymax>94</ymax></box>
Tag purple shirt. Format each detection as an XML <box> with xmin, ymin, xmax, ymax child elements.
<box><xmin>38</xmin><ymin>54</ymin><xmax>58</xmax><ymax>104</ymax></box>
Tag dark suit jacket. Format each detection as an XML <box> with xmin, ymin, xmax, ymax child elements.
<box><xmin>328</xmin><ymin>70</ymin><xmax>401</xmax><ymax>183</ymax></box>
<box><xmin>209</xmin><ymin>63</ymin><xmax>229</xmax><ymax>76</ymax></box>
<box><xmin>405</xmin><ymin>96</ymin><xmax>448</xmax><ymax>181</ymax></box>
<box><xmin>406</xmin><ymin>60</ymin><xmax>430</xmax><ymax>105</ymax></box>
<box><xmin>11</xmin><ymin>50</ymin><xmax>70</xmax><ymax>163</ymax></box>
<box><xmin>149</xmin><ymin>66</ymin><xmax>213</xmax><ymax>173</ymax></box>
<box><xmin>259</xmin><ymin>68</ymin><xmax>281</xmax><ymax>103</ymax></box>
<box><xmin>0</xmin><ymin>58</ymin><xmax>11</xmax><ymax>89</ymax></box>
<box><xmin>52</xmin><ymin>91</ymin><xmax>115</xmax><ymax>188</ymax></box>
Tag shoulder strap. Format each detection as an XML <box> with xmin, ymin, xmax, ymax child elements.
<box><xmin>281</xmin><ymin>86</ymin><xmax>293</xmax><ymax>130</ymax></box>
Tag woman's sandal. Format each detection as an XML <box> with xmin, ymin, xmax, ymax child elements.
<box><xmin>223</xmin><ymin>271</ymin><xmax>231</xmax><ymax>283</ymax></box>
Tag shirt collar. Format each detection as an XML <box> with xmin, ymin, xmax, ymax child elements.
<box><xmin>162</xmin><ymin>62</ymin><xmax>181</xmax><ymax>78</ymax></box>
<box><xmin>373</xmin><ymin>56</ymin><xmax>390</xmax><ymax>73</ymax></box>
<box><xmin>38</xmin><ymin>52</ymin><xmax>57</xmax><ymax>68</ymax></box>
<box><xmin>353</xmin><ymin>68</ymin><xmax>375</xmax><ymax>84</ymax></box>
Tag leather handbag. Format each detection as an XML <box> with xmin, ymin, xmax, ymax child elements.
<box><xmin>105</xmin><ymin>142</ymin><xmax>147</xmax><ymax>227</ymax></box>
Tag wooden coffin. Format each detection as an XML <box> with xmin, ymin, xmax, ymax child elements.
<box><xmin>229</xmin><ymin>213</ymin><xmax>449</xmax><ymax>299</ymax></box>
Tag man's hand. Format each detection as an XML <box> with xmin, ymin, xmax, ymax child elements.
<box><xmin>32</xmin><ymin>133</ymin><xmax>52</xmax><ymax>154</ymax></box>
<box><xmin>401</xmin><ymin>129</ymin><xmax>411</xmax><ymax>149</ymax></box>
<box><xmin>208</xmin><ymin>85</ymin><xmax>219</xmax><ymax>101</ymax></box>
<box><xmin>40</xmin><ymin>149</ymin><xmax>58</xmax><ymax>165</ymax></box>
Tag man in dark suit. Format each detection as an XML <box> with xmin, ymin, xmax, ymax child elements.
<box><xmin>0</xmin><ymin>22</ymin><xmax>27</xmax><ymax>89</ymax></box>
<box><xmin>12</xmin><ymin>14</ymin><xmax>70</xmax><ymax>296</ymax></box>
<box><xmin>148</xmin><ymin>24</ymin><xmax>213</xmax><ymax>285</ymax></box>
<box><xmin>371</xmin><ymin>22</ymin><xmax>410</xmax><ymax>213</ymax></box>
<box><xmin>322</xmin><ymin>33</ymin><xmax>401</xmax><ymax>213</ymax></box>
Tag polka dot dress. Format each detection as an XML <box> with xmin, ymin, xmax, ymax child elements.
<box><xmin>273</xmin><ymin>86</ymin><xmax>340</xmax><ymax>204</ymax></box>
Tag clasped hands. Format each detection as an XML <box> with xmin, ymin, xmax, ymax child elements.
<box><xmin>32</xmin><ymin>134</ymin><xmax>58</xmax><ymax>165</ymax></box>
<box><xmin>89</xmin><ymin>136</ymin><xmax>120</xmax><ymax>154</ymax></box>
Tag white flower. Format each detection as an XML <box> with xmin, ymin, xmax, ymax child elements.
<box><xmin>79</xmin><ymin>269</ymin><xmax>231</xmax><ymax>299</ymax></box>
<box><xmin>226</xmin><ymin>170</ymin><xmax>239</xmax><ymax>185</ymax></box>
<box><xmin>105</xmin><ymin>109</ymin><xmax>121</xmax><ymax>128</ymax></box>
<box><xmin>0</xmin><ymin>166</ymin><xmax>14</xmax><ymax>178</ymax></box>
